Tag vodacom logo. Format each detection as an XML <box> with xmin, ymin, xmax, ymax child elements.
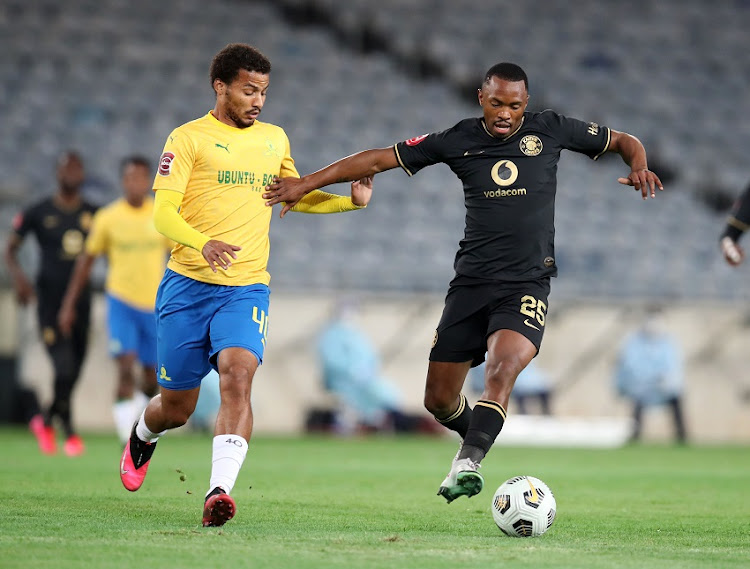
<box><xmin>491</xmin><ymin>160</ymin><xmax>519</xmax><ymax>187</ymax></box>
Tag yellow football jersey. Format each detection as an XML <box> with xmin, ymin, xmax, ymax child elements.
<box><xmin>153</xmin><ymin>111</ymin><xmax>300</xmax><ymax>286</ymax></box>
<box><xmin>85</xmin><ymin>197</ymin><xmax>171</xmax><ymax>311</ymax></box>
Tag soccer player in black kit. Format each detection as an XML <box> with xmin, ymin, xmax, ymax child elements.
<box><xmin>4</xmin><ymin>151</ymin><xmax>98</xmax><ymax>456</ymax></box>
<box><xmin>264</xmin><ymin>63</ymin><xmax>663</xmax><ymax>502</ymax></box>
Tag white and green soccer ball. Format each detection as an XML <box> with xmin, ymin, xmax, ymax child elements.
<box><xmin>491</xmin><ymin>475</ymin><xmax>556</xmax><ymax>537</ymax></box>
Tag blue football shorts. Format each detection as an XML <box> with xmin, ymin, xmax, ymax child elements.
<box><xmin>106</xmin><ymin>294</ymin><xmax>157</xmax><ymax>366</ymax></box>
<box><xmin>155</xmin><ymin>269</ymin><xmax>270</xmax><ymax>390</ymax></box>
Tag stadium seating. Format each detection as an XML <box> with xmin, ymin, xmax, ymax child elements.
<box><xmin>1</xmin><ymin>0</ymin><xmax>749</xmax><ymax>299</ymax></box>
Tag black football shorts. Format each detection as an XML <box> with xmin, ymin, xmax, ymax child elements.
<box><xmin>429</xmin><ymin>279</ymin><xmax>551</xmax><ymax>367</ymax></box>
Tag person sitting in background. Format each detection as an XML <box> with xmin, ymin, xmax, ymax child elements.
<box><xmin>315</xmin><ymin>300</ymin><xmax>445</xmax><ymax>435</ymax></box>
<box><xmin>614</xmin><ymin>305</ymin><xmax>687</xmax><ymax>443</ymax></box>
<box><xmin>317</xmin><ymin>301</ymin><xmax>405</xmax><ymax>434</ymax></box>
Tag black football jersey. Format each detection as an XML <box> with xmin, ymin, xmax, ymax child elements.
<box><xmin>394</xmin><ymin>110</ymin><xmax>610</xmax><ymax>283</ymax></box>
<box><xmin>12</xmin><ymin>197</ymin><xmax>98</xmax><ymax>288</ymax></box>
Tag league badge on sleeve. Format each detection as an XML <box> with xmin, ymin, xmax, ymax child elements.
<box><xmin>158</xmin><ymin>152</ymin><xmax>175</xmax><ymax>176</ymax></box>
<box><xmin>405</xmin><ymin>134</ymin><xmax>429</xmax><ymax>146</ymax></box>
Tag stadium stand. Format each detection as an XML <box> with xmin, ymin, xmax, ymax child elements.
<box><xmin>1</xmin><ymin>0</ymin><xmax>750</xmax><ymax>299</ymax></box>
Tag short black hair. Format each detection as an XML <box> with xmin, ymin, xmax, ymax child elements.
<box><xmin>120</xmin><ymin>155</ymin><xmax>151</xmax><ymax>175</ymax></box>
<box><xmin>210</xmin><ymin>43</ymin><xmax>272</xmax><ymax>89</ymax></box>
<box><xmin>483</xmin><ymin>62</ymin><xmax>528</xmax><ymax>92</ymax></box>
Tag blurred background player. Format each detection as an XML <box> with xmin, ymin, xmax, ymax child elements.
<box><xmin>3</xmin><ymin>151</ymin><xmax>98</xmax><ymax>456</ymax></box>
<box><xmin>58</xmin><ymin>156</ymin><xmax>171</xmax><ymax>444</ymax></box>
<box><xmin>613</xmin><ymin>305</ymin><xmax>687</xmax><ymax>444</ymax></box>
<box><xmin>118</xmin><ymin>43</ymin><xmax>372</xmax><ymax>528</ymax></box>
<box><xmin>719</xmin><ymin>180</ymin><xmax>750</xmax><ymax>266</ymax></box>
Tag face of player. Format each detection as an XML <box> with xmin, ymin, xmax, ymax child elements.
<box><xmin>478</xmin><ymin>76</ymin><xmax>529</xmax><ymax>138</ymax></box>
<box><xmin>57</xmin><ymin>154</ymin><xmax>85</xmax><ymax>194</ymax></box>
<box><xmin>215</xmin><ymin>69</ymin><xmax>269</xmax><ymax>129</ymax></box>
<box><xmin>121</xmin><ymin>163</ymin><xmax>151</xmax><ymax>205</ymax></box>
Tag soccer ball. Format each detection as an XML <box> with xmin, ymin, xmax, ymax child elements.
<box><xmin>491</xmin><ymin>475</ymin><xmax>556</xmax><ymax>537</ymax></box>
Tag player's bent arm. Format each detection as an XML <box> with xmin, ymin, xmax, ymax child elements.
<box><xmin>609</xmin><ymin>130</ymin><xmax>663</xmax><ymax>198</ymax></box>
<box><xmin>290</xmin><ymin>191</ymin><xmax>366</xmax><ymax>214</ymax></box>
<box><xmin>153</xmin><ymin>189</ymin><xmax>211</xmax><ymax>251</ymax></box>
<box><xmin>607</xmin><ymin>130</ymin><xmax>648</xmax><ymax>171</ymax></box>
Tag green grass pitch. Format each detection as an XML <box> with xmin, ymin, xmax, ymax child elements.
<box><xmin>1</xmin><ymin>428</ymin><xmax>748</xmax><ymax>568</ymax></box>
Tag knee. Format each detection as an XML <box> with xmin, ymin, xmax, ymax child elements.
<box><xmin>423</xmin><ymin>386</ymin><xmax>455</xmax><ymax>417</ymax></box>
<box><xmin>159</xmin><ymin>397</ymin><xmax>196</xmax><ymax>428</ymax></box>
<box><xmin>219</xmin><ymin>364</ymin><xmax>253</xmax><ymax>401</ymax></box>
<box><xmin>485</xmin><ymin>356</ymin><xmax>526</xmax><ymax>390</ymax></box>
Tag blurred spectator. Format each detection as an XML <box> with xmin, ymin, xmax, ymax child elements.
<box><xmin>315</xmin><ymin>300</ymin><xmax>435</xmax><ymax>435</ymax></box>
<box><xmin>468</xmin><ymin>358</ymin><xmax>553</xmax><ymax>415</ymax></box>
<box><xmin>614</xmin><ymin>306</ymin><xmax>687</xmax><ymax>443</ymax></box>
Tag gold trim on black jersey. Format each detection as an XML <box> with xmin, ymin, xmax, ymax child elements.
<box><xmin>592</xmin><ymin>127</ymin><xmax>611</xmax><ymax>161</ymax></box>
<box><xmin>393</xmin><ymin>144</ymin><xmax>414</xmax><ymax>176</ymax></box>
<box><xmin>481</xmin><ymin>117</ymin><xmax>525</xmax><ymax>141</ymax></box>
<box><xmin>728</xmin><ymin>216</ymin><xmax>750</xmax><ymax>232</ymax></box>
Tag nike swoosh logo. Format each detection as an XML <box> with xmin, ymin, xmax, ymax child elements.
<box><xmin>527</xmin><ymin>478</ymin><xmax>539</xmax><ymax>503</ymax></box>
<box><xmin>523</xmin><ymin>319</ymin><xmax>540</xmax><ymax>331</ymax></box>
<box><xmin>463</xmin><ymin>150</ymin><xmax>485</xmax><ymax>156</ymax></box>
<box><xmin>120</xmin><ymin>455</ymin><xmax>129</xmax><ymax>475</ymax></box>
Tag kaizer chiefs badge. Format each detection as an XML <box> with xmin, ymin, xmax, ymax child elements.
<box><xmin>520</xmin><ymin>135</ymin><xmax>543</xmax><ymax>156</ymax></box>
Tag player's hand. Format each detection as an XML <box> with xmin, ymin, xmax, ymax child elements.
<box><xmin>13</xmin><ymin>275</ymin><xmax>35</xmax><ymax>306</ymax></box>
<box><xmin>351</xmin><ymin>175</ymin><xmax>373</xmax><ymax>207</ymax></box>
<box><xmin>264</xmin><ymin>177</ymin><xmax>312</xmax><ymax>218</ymax></box>
<box><xmin>721</xmin><ymin>236</ymin><xmax>744</xmax><ymax>266</ymax></box>
<box><xmin>58</xmin><ymin>304</ymin><xmax>76</xmax><ymax>337</ymax></box>
<box><xmin>617</xmin><ymin>168</ymin><xmax>664</xmax><ymax>199</ymax></box>
<box><xmin>202</xmin><ymin>239</ymin><xmax>241</xmax><ymax>272</ymax></box>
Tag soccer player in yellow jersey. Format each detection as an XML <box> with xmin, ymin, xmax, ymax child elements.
<box><xmin>59</xmin><ymin>156</ymin><xmax>171</xmax><ymax>444</ymax></box>
<box><xmin>118</xmin><ymin>43</ymin><xmax>372</xmax><ymax>528</ymax></box>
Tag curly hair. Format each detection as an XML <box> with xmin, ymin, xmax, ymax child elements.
<box><xmin>210</xmin><ymin>43</ymin><xmax>272</xmax><ymax>89</ymax></box>
<box><xmin>483</xmin><ymin>62</ymin><xmax>528</xmax><ymax>92</ymax></box>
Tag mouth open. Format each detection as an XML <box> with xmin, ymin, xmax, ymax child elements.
<box><xmin>494</xmin><ymin>122</ymin><xmax>512</xmax><ymax>134</ymax></box>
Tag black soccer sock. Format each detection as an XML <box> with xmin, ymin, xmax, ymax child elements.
<box><xmin>459</xmin><ymin>399</ymin><xmax>507</xmax><ymax>463</ymax></box>
<box><xmin>435</xmin><ymin>393</ymin><xmax>473</xmax><ymax>439</ymax></box>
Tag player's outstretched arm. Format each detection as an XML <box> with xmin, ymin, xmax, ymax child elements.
<box><xmin>608</xmin><ymin>130</ymin><xmax>664</xmax><ymax>200</ymax></box>
<box><xmin>287</xmin><ymin>176</ymin><xmax>374</xmax><ymax>218</ymax></box>
<box><xmin>264</xmin><ymin>148</ymin><xmax>397</xmax><ymax>217</ymax></box>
